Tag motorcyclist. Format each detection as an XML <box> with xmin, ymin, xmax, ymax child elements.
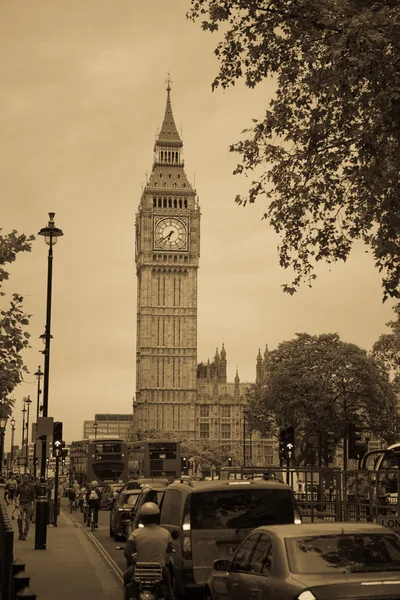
<box><xmin>124</xmin><ymin>502</ymin><xmax>174</xmax><ymax>600</ymax></box>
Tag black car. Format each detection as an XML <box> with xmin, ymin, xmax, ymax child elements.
<box><xmin>109</xmin><ymin>489</ymin><xmax>141</xmax><ymax>541</ymax></box>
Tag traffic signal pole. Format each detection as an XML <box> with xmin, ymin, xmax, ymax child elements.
<box><xmin>54</xmin><ymin>453</ymin><xmax>60</xmax><ymax>527</ymax></box>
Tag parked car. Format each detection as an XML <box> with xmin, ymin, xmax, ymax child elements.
<box><xmin>100</xmin><ymin>483</ymin><xmax>122</xmax><ymax>510</ymax></box>
<box><xmin>109</xmin><ymin>489</ymin><xmax>141</xmax><ymax>541</ymax></box>
<box><xmin>206</xmin><ymin>521</ymin><xmax>400</xmax><ymax>600</ymax></box>
<box><xmin>159</xmin><ymin>478</ymin><xmax>301</xmax><ymax>599</ymax></box>
<box><xmin>125</xmin><ymin>483</ymin><xmax>168</xmax><ymax>540</ymax></box>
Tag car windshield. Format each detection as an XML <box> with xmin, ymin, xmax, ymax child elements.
<box><xmin>191</xmin><ymin>489</ymin><xmax>294</xmax><ymax>530</ymax></box>
<box><xmin>286</xmin><ymin>533</ymin><xmax>400</xmax><ymax>574</ymax></box>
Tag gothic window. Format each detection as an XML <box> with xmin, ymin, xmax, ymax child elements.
<box><xmin>168</xmin><ymin>198</ymin><xmax>172</xmax><ymax>208</ymax></box>
<box><xmin>174</xmin><ymin>198</ymin><xmax>177</xmax><ymax>207</ymax></box>
<box><xmin>173</xmin><ymin>278</ymin><xmax>176</xmax><ymax>307</ymax></box>
<box><xmin>164</xmin><ymin>182</ymin><xmax>167</xmax><ymax>188</ymax></box>
<box><xmin>161</xmin><ymin>151</ymin><xmax>164</xmax><ymax>161</ymax></box>
<box><xmin>200</xmin><ymin>423</ymin><xmax>210</xmax><ymax>439</ymax></box>
<box><xmin>177</xmin><ymin>174</ymin><xmax>181</xmax><ymax>179</ymax></box>
<box><xmin>173</xmin><ymin>183</ymin><xmax>177</xmax><ymax>189</ymax></box>
<box><xmin>158</xmin><ymin>198</ymin><xmax>162</xmax><ymax>207</ymax></box>
<box><xmin>169</xmin><ymin>173</ymin><xmax>172</xmax><ymax>179</ymax></box>
<box><xmin>160</xmin><ymin>173</ymin><xmax>162</xmax><ymax>178</ymax></box>
<box><xmin>153</xmin><ymin>198</ymin><xmax>156</xmax><ymax>207</ymax></box>
<box><xmin>183</xmin><ymin>183</ymin><xmax>186</xmax><ymax>188</ymax></box>
<box><xmin>154</xmin><ymin>182</ymin><xmax>158</xmax><ymax>187</ymax></box>
<box><xmin>221</xmin><ymin>423</ymin><xmax>231</xmax><ymax>440</ymax></box>
<box><xmin>184</xmin><ymin>199</ymin><xmax>187</xmax><ymax>208</ymax></box>
<box><xmin>179</xmin><ymin>199</ymin><xmax>182</xmax><ymax>208</ymax></box>
<box><xmin>221</xmin><ymin>407</ymin><xmax>231</xmax><ymax>418</ymax></box>
<box><xmin>200</xmin><ymin>406</ymin><xmax>210</xmax><ymax>418</ymax></box>
<box><xmin>164</xmin><ymin>198</ymin><xmax>167</xmax><ymax>207</ymax></box>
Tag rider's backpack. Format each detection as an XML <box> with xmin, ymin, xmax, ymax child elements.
<box><xmin>89</xmin><ymin>490</ymin><xmax>99</xmax><ymax>501</ymax></box>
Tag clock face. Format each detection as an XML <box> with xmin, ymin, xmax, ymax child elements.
<box><xmin>154</xmin><ymin>217</ymin><xmax>188</xmax><ymax>251</ymax></box>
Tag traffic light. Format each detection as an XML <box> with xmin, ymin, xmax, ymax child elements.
<box><xmin>52</xmin><ymin>421</ymin><xmax>63</xmax><ymax>455</ymax></box>
<box><xmin>279</xmin><ymin>428</ymin><xmax>287</xmax><ymax>461</ymax></box>
<box><xmin>182</xmin><ymin>456</ymin><xmax>187</xmax><ymax>474</ymax></box>
<box><xmin>325</xmin><ymin>431</ymin><xmax>336</xmax><ymax>463</ymax></box>
<box><xmin>286</xmin><ymin>426</ymin><xmax>295</xmax><ymax>460</ymax></box>
<box><xmin>228</xmin><ymin>457</ymin><xmax>232</xmax><ymax>467</ymax></box>
<box><xmin>348</xmin><ymin>423</ymin><xmax>366</xmax><ymax>459</ymax></box>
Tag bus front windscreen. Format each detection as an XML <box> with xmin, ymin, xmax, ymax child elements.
<box><xmin>92</xmin><ymin>461</ymin><xmax>125</xmax><ymax>483</ymax></box>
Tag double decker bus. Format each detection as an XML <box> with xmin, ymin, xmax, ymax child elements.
<box><xmin>69</xmin><ymin>437</ymin><xmax>129</xmax><ymax>487</ymax></box>
<box><xmin>128</xmin><ymin>440</ymin><xmax>181</xmax><ymax>480</ymax></box>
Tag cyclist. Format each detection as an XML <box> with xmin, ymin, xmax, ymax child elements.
<box><xmin>124</xmin><ymin>502</ymin><xmax>174</xmax><ymax>600</ymax></box>
<box><xmin>72</xmin><ymin>479</ymin><xmax>80</xmax><ymax>495</ymax></box>
<box><xmin>85</xmin><ymin>480</ymin><xmax>102</xmax><ymax>528</ymax></box>
<box><xmin>67</xmin><ymin>486</ymin><xmax>77</xmax><ymax>512</ymax></box>
<box><xmin>15</xmin><ymin>473</ymin><xmax>36</xmax><ymax>541</ymax></box>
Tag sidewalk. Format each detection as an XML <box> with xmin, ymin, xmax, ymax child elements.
<box><xmin>6</xmin><ymin>500</ymin><xmax>122</xmax><ymax>600</ymax></box>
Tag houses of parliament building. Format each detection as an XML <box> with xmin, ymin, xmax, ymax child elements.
<box><xmin>133</xmin><ymin>81</ymin><xmax>277</xmax><ymax>466</ymax></box>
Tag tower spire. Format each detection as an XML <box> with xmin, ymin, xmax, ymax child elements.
<box><xmin>156</xmin><ymin>74</ymin><xmax>181</xmax><ymax>145</ymax></box>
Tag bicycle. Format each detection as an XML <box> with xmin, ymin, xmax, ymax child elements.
<box><xmin>89</xmin><ymin>505</ymin><xmax>96</xmax><ymax>532</ymax></box>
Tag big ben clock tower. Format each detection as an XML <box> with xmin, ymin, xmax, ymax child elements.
<box><xmin>134</xmin><ymin>79</ymin><xmax>200</xmax><ymax>437</ymax></box>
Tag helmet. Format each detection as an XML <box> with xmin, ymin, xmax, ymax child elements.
<box><xmin>139</xmin><ymin>502</ymin><xmax>160</xmax><ymax>517</ymax></box>
<box><xmin>90</xmin><ymin>480</ymin><xmax>98</xmax><ymax>487</ymax></box>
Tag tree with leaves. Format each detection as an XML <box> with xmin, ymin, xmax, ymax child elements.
<box><xmin>0</xmin><ymin>230</ymin><xmax>34</xmax><ymax>416</ymax></box>
<box><xmin>189</xmin><ymin>1</ymin><xmax>400</xmax><ymax>300</ymax></box>
<box><xmin>245</xmin><ymin>333</ymin><xmax>399</xmax><ymax>466</ymax></box>
<box><xmin>373</xmin><ymin>303</ymin><xmax>400</xmax><ymax>389</ymax></box>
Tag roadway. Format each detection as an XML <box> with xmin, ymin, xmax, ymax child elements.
<box><xmin>64</xmin><ymin>504</ymin><xmax>128</xmax><ymax>584</ymax></box>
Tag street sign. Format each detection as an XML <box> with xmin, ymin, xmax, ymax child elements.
<box><xmin>37</xmin><ymin>417</ymin><xmax>54</xmax><ymax>436</ymax></box>
<box><xmin>376</xmin><ymin>516</ymin><xmax>400</xmax><ymax>534</ymax></box>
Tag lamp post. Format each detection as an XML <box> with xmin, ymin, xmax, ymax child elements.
<box><xmin>21</xmin><ymin>403</ymin><xmax>27</xmax><ymax>471</ymax></box>
<box><xmin>25</xmin><ymin>396</ymin><xmax>32</xmax><ymax>472</ymax></box>
<box><xmin>0</xmin><ymin>414</ymin><xmax>8</xmax><ymax>476</ymax></box>
<box><xmin>35</xmin><ymin>212</ymin><xmax>63</xmax><ymax>551</ymax></box>
<box><xmin>93</xmin><ymin>422</ymin><xmax>98</xmax><ymax>439</ymax></box>
<box><xmin>10</xmin><ymin>418</ymin><xmax>15</xmax><ymax>472</ymax></box>
<box><xmin>33</xmin><ymin>367</ymin><xmax>43</xmax><ymax>477</ymax></box>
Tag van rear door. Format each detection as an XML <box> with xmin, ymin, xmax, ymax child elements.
<box><xmin>190</xmin><ymin>485</ymin><xmax>295</xmax><ymax>585</ymax></box>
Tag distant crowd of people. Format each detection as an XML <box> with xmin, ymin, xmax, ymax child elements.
<box><xmin>3</xmin><ymin>472</ymin><xmax>102</xmax><ymax>540</ymax></box>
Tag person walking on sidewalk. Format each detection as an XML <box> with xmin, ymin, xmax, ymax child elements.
<box><xmin>5</xmin><ymin>473</ymin><xmax>18</xmax><ymax>505</ymax></box>
<box><xmin>15</xmin><ymin>473</ymin><xmax>36</xmax><ymax>540</ymax></box>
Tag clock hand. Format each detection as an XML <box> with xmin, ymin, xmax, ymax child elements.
<box><xmin>159</xmin><ymin>230</ymin><xmax>174</xmax><ymax>244</ymax></box>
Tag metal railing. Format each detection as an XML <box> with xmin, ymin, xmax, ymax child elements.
<box><xmin>0</xmin><ymin>500</ymin><xmax>37</xmax><ymax>599</ymax></box>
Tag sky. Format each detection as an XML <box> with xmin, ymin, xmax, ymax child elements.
<box><xmin>1</xmin><ymin>0</ymin><xmax>396</xmax><ymax>447</ymax></box>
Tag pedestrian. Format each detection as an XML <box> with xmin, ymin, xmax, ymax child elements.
<box><xmin>15</xmin><ymin>473</ymin><xmax>36</xmax><ymax>541</ymax></box>
<box><xmin>6</xmin><ymin>473</ymin><xmax>18</xmax><ymax>505</ymax></box>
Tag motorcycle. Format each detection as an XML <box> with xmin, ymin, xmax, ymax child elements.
<box><xmin>125</xmin><ymin>561</ymin><xmax>168</xmax><ymax>600</ymax></box>
<box><xmin>123</xmin><ymin>548</ymin><xmax>173</xmax><ymax>600</ymax></box>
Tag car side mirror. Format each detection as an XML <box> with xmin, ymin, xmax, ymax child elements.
<box><xmin>213</xmin><ymin>559</ymin><xmax>229</xmax><ymax>571</ymax></box>
<box><xmin>171</xmin><ymin>529</ymin><xmax>180</xmax><ymax>540</ymax></box>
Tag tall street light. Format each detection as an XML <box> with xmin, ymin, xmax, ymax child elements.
<box><xmin>35</xmin><ymin>212</ymin><xmax>63</xmax><ymax>551</ymax></box>
<box><xmin>10</xmin><ymin>418</ymin><xmax>16</xmax><ymax>472</ymax></box>
<box><xmin>25</xmin><ymin>396</ymin><xmax>32</xmax><ymax>472</ymax></box>
<box><xmin>21</xmin><ymin>403</ymin><xmax>27</xmax><ymax>471</ymax></box>
<box><xmin>93</xmin><ymin>422</ymin><xmax>98</xmax><ymax>439</ymax></box>
<box><xmin>0</xmin><ymin>414</ymin><xmax>8</xmax><ymax>476</ymax></box>
<box><xmin>33</xmin><ymin>367</ymin><xmax>43</xmax><ymax>477</ymax></box>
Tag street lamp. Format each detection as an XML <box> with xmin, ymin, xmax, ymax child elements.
<box><xmin>10</xmin><ymin>418</ymin><xmax>16</xmax><ymax>472</ymax></box>
<box><xmin>33</xmin><ymin>367</ymin><xmax>43</xmax><ymax>477</ymax></box>
<box><xmin>93</xmin><ymin>422</ymin><xmax>98</xmax><ymax>439</ymax></box>
<box><xmin>21</xmin><ymin>403</ymin><xmax>27</xmax><ymax>469</ymax></box>
<box><xmin>35</xmin><ymin>212</ymin><xmax>63</xmax><ymax>551</ymax></box>
<box><xmin>0</xmin><ymin>414</ymin><xmax>9</xmax><ymax>476</ymax></box>
<box><xmin>24</xmin><ymin>396</ymin><xmax>32</xmax><ymax>472</ymax></box>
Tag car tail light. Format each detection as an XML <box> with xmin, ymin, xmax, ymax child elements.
<box><xmin>182</xmin><ymin>512</ymin><xmax>192</xmax><ymax>559</ymax></box>
<box><xmin>297</xmin><ymin>591</ymin><xmax>317</xmax><ymax>600</ymax></box>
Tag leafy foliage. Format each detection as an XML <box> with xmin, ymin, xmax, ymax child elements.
<box><xmin>373</xmin><ymin>303</ymin><xmax>400</xmax><ymax>389</ymax></box>
<box><xmin>0</xmin><ymin>230</ymin><xmax>34</xmax><ymax>411</ymax></box>
<box><xmin>245</xmin><ymin>333</ymin><xmax>399</xmax><ymax>465</ymax></box>
<box><xmin>188</xmin><ymin>1</ymin><xmax>400</xmax><ymax>300</ymax></box>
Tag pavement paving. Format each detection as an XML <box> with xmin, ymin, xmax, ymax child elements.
<box><xmin>5</xmin><ymin>498</ymin><xmax>122</xmax><ymax>600</ymax></box>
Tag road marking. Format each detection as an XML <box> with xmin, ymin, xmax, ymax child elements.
<box><xmin>64</xmin><ymin>511</ymin><xmax>124</xmax><ymax>582</ymax></box>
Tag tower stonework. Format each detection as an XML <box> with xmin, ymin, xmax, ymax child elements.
<box><xmin>134</xmin><ymin>83</ymin><xmax>200</xmax><ymax>437</ymax></box>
